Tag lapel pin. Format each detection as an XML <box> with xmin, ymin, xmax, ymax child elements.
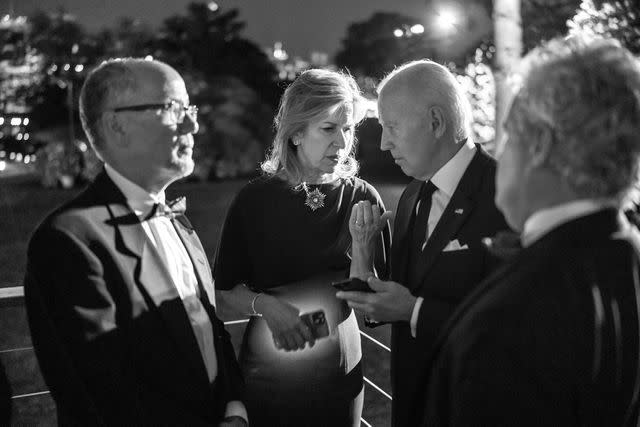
<box><xmin>455</xmin><ymin>208</ymin><xmax>464</xmax><ymax>214</ymax></box>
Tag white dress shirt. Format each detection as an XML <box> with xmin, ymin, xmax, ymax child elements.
<box><xmin>410</xmin><ymin>140</ymin><xmax>477</xmax><ymax>337</ymax></box>
<box><xmin>522</xmin><ymin>199</ymin><xmax>619</xmax><ymax>247</ymax></box>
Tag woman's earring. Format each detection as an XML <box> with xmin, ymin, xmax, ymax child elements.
<box><xmin>293</xmin><ymin>138</ymin><xmax>300</xmax><ymax>146</ymax></box>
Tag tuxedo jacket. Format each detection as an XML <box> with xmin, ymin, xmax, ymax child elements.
<box><xmin>390</xmin><ymin>146</ymin><xmax>509</xmax><ymax>427</ymax></box>
<box><xmin>24</xmin><ymin>171</ymin><xmax>244</xmax><ymax>426</ymax></box>
<box><xmin>422</xmin><ymin>209</ymin><xmax>640</xmax><ymax>427</ymax></box>
<box><xmin>0</xmin><ymin>358</ymin><xmax>10</xmax><ymax>426</ymax></box>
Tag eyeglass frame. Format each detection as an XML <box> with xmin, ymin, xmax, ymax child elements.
<box><xmin>111</xmin><ymin>99</ymin><xmax>198</xmax><ymax>124</ymax></box>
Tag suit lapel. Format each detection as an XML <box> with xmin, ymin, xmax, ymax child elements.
<box><xmin>172</xmin><ymin>218</ymin><xmax>216</xmax><ymax>307</ymax></box>
<box><xmin>98</xmin><ymin>173</ymin><xmax>210</xmax><ymax>388</ymax></box>
<box><xmin>414</xmin><ymin>191</ymin><xmax>474</xmax><ymax>287</ymax></box>
<box><xmin>412</xmin><ymin>147</ymin><xmax>489</xmax><ymax>289</ymax></box>
<box><xmin>392</xmin><ymin>180</ymin><xmax>422</xmax><ymax>283</ymax></box>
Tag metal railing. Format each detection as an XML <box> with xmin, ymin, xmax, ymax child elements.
<box><xmin>1</xmin><ymin>288</ymin><xmax>393</xmax><ymax>426</ymax></box>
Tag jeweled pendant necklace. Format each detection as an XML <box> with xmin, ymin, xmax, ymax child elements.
<box><xmin>300</xmin><ymin>182</ymin><xmax>326</xmax><ymax>211</ymax></box>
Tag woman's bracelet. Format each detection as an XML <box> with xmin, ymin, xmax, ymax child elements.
<box><xmin>250</xmin><ymin>293</ymin><xmax>263</xmax><ymax>317</ymax></box>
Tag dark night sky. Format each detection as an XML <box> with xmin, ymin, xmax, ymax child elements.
<box><xmin>5</xmin><ymin>0</ymin><xmax>430</xmax><ymax>57</ymax></box>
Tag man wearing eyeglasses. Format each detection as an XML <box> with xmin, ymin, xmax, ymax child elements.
<box><xmin>24</xmin><ymin>58</ymin><xmax>247</xmax><ymax>426</ymax></box>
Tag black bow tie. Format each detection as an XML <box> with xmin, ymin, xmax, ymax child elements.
<box><xmin>149</xmin><ymin>196</ymin><xmax>187</xmax><ymax>220</ymax></box>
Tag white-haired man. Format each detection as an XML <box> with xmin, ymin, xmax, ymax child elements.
<box><xmin>422</xmin><ymin>37</ymin><xmax>640</xmax><ymax>426</ymax></box>
<box><xmin>24</xmin><ymin>58</ymin><xmax>247</xmax><ymax>426</ymax></box>
<box><xmin>338</xmin><ymin>60</ymin><xmax>509</xmax><ymax>426</ymax></box>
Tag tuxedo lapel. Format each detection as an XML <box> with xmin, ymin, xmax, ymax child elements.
<box><xmin>412</xmin><ymin>147</ymin><xmax>488</xmax><ymax>288</ymax></box>
<box><xmin>392</xmin><ymin>180</ymin><xmax>422</xmax><ymax>283</ymax></box>
<box><xmin>95</xmin><ymin>172</ymin><xmax>210</xmax><ymax>388</ymax></box>
<box><xmin>172</xmin><ymin>219</ymin><xmax>216</xmax><ymax>307</ymax></box>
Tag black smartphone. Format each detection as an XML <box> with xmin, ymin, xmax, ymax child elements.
<box><xmin>299</xmin><ymin>310</ymin><xmax>330</xmax><ymax>339</ymax></box>
<box><xmin>331</xmin><ymin>277</ymin><xmax>374</xmax><ymax>293</ymax></box>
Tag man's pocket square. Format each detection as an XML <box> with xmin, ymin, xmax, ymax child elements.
<box><xmin>443</xmin><ymin>239</ymin><xmax>469</xmax><ymax>252</ymax></box>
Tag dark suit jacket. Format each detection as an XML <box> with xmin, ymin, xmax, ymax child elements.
<box><xmin>423</xmin><ymin>209</ymin><xmax>640</xmax><ymax>427</ymax></box>
<box><xmin>0</xmin><ymin>358</ymin><xmax>10</xmax><ymax>426</ymax></box>
<box><xmin>24</xmin><ymin>171</ymin><xmax>244</xmax><ymax>426</ymax></box>
<box><xmin>390</xmin><ymin>146</ymin><xmax>508</xmax><ymax>427</ymax></box>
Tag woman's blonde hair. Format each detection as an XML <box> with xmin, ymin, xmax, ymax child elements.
<box><xmin>261</xmin><ymin>68</ymin><xmax>365</xmax><ymax>184</ymax></box>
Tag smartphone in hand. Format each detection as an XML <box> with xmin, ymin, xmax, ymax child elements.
<box><xmin>299</xmin><ymin>310</ymin><xmax>330</xmax><ymax>339</ymax></box>
<box><xmin>331</xmin><ymin>278</ymin><xmax>374</xmax><ymax>293</ymax></box>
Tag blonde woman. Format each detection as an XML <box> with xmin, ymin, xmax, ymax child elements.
<box><xmin>214</xmin><ymin>69</ymin><xmax>390</xmax><ymax>427</ymax></box>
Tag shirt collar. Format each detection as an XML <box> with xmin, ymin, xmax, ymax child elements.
<box><xmin>522</xmin><ymin>199</ymin><xmax>618</xmax><ymax>247</ymax></box>
<box><xmin>104</xmin><ymin>163</ymin><xmax>165</xmax><ymax>218</ymax></box>
<box><xmin>430</xmin><ymin>139</ymin><xmax>477</xmax><ymax>197</ymax></box>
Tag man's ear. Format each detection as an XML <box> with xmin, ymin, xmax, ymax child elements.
<box><xmin>529</xmin><ymin>125</ymin><xmax>553</xmax><ymax>168</ymax></box>
<box><xmin>102</xmin><ymin>112</ymin><xmax>127</xmax><ymax>146</ymax></box>
<box><xmin>428</xmin><ymin>106</ymin><xmax>446</xmax><ymax>138</ymax></box>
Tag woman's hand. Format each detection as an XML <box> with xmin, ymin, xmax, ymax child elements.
<box><xmin>256</xmin><ymin>294</ymin><xmax>316</xmax><ymax>351</ymax></box>
<box><xmin>349</xmin><ymin>201</ymin><xmax>392</xmax><ymax>249</ymax></box>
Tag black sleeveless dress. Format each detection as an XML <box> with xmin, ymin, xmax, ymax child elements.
<box><xmin>213</xmin><ymin>175</ymin><xmax>390</xmax><ymax>427</ymax></box>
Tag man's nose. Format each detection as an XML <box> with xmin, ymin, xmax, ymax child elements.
<box><xmin>179</xmin><ymin>112</ymin><xmax>199</xmax><ymax>135</ymax></box>
<box><xmin>380</xmin><ymin>130</ymin><xmax>391</xmax><ymax>151</ymax></box>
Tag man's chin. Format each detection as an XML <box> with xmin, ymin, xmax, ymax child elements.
<box><xmin>170</xmin><ymin>157</ymin><xmax>194</xmax><ymax>179</ymax></box>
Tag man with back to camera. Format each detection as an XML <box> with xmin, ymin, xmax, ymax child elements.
<box><xmin>24</xmin><ymin>58</ymin><xmax>247</xmax><ymax>426</ymax></box>
<box><xmin>338</xmin><ymin>59</ymin><xmax>509</xmax><ymax>427</ymax></box>
<box><xmin>422</xmin><ymin>36</ymin><xmax>640</xmax><ymax>426</ymax></box>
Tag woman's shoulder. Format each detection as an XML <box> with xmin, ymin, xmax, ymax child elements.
<box><xmin>234</xmin><ymin>174</ymin><xmax>288</xmax><ymax>201</ymax></box>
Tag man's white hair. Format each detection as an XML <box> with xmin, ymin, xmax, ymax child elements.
<box><xmin>377</xmin><ymin>59</ymin><xmax>473</xmax><ymax>142</ymax></box>
<box><xmin>510</xmin><ymin>35</ymin><xmax>640</xmax><ymax>199</ymax></box>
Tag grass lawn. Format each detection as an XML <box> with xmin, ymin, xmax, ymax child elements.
<box><xmin>0</xmin><ymin>172</ymin><xmax>406</xmax><ymax>426</ymax></box>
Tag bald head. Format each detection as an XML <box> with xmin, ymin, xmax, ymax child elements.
<box><xmin>79</xmin><ymin>58</ymin><xmax>182</xmax><ymax>155</ymax></box>
<box><xmin>378</xmin><ymin>60</ymin><xmax>472</xmax><ymax>142</ymax></box>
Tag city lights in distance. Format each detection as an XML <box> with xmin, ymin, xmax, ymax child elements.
<box><xmin>208</xmin><ymin>2</ymin><xmax>219</xmax><ymax>12</ymax></box>
<box><xmin>23</xmin><ymin>118</ymin><xmax>29</xmax><ymax>125</ymax></box>
<box><xmin>63</xmin><ymin>64</ymin><xmax>70</xmax><ymax>71</ymax></box>
<box><xmin>410</xmin><ymin>24</ymin><xmax>425</xmax><ymax>35</ymax></box>
<box><xmin>393</xmin><ymin>28</ymin><xmax>404</xmax><ymax>38</ymax></box>
<box><xmin>0</xmin><ymin>117</ymin><xmax>3</xmax><ymax>125</ymax></box>
<box><xmin>0</xmin><ymin>161</ymin><xmax>5</xmax><ymax>172</ymax></box>
<box><xmin>75</xmin><ymin>64</ymin><xmax>83</xmax><ymax>73</ymax></box>
<box><xmin>144</xmin><ymin>55</ymin><xmax>153</xmax><ymax>61</ymax></box>
<box><xmin>273</xmin><ymin>42</ymin><xmax>288</xmax><ymax>61</ymax></box>
<box><xmin>10</xmin><ymin>118</ymin><xmax>20</xmax><ymax>126</ymax></box>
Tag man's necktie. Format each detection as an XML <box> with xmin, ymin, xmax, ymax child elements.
<box><xmin>411</xmin><ymin>181</ymin><xmax>438</xmax><ymax>254</ymax></box>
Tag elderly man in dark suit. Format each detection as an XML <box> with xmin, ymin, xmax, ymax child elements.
<box><xmin>24</xmin><ymin>59</ymin><xmax>247</xmax><ymax>426</ymax></box>
<box><xmin>337</xmin><ymin>60</ymin><xmax>508</xmax><ymax>427</ymax></box>
<box><xmin>422</xmin><ymin>36</ymin><xmax>640</xmax><ymax>426</ymax></box>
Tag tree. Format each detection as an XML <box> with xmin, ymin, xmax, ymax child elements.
<box><xmin>522</xmin><ymin>0</ymin><xmax>582</xmax><ymax>52</ymax></box>
<box><xmin>335</xmin><ymin>12</ymin><xmax>428</xmax><ymax>80</ymax></box>
<box><xmin>155</xmin><ymin>2</ymin><xmax>279</xmax><ymax>105</ymax></box>
<box><xmin>568</xmin><ymin>0</ymin><xmax>640</xmax><ymax>54</ymax></box>
<box><xmin>154</xmin><ymin>2</ymin><xmax>280</xmax><ymax>178</ymax></box>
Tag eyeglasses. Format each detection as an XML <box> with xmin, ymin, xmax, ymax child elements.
<box><xmin>112</xmin><ymin>100</ymin><xmax>198</xmax><ymax>124</ymax></box>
